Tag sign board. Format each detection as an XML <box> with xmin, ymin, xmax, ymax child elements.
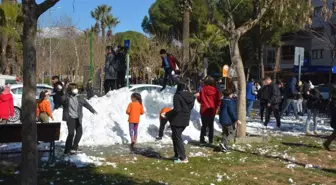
<box><xmin>124</xmin><ymin>39</ymin><xmax>130</xmax><ymax>53</ymax></box>
<box><xmin>222</xmin><ymin>65</ymin><xmax>229</xmax><ymax>77</ymax></box>
<box><xmin>294</xmin><ymin>47</ymin><xmax>304</xmax><ymax>66</ymax></box>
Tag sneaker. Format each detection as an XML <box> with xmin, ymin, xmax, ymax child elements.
<box><xmin>169</xmin><ymin>156</ymin><xmax>179</xmax><ymax>160</ymax></box>
<box><xmin>174</xmin><ymin>158</ymin><xmax>188</xmax><ymax>164</ymax></box>
<box><xmin>323</xmin><ymin>142</ymin><xmax>331</xmax><ymax>151</ymax></box>
<box><xmin>219</xmin><ymin>143</ymin><xmax>227</xmax><ymax>152</ymax></box>
<box><xmin>200</xmin><ymin>141</ymin><xmax>207</xmax><ymax>146</ymax></box>
<box><xmin>64</xmin><ymin>149</ymin><xmax>76</xmax><ymax>155</ymax></box>
<box><xmin>130</xmin><ymin>142</ymin><xmax>135</xmax><ymax>151</ymax></box>
<box><xmin>263</xmin><ymin>122</ymin><xmax>268</xmax><ymax>127</ymax></box>
<box><xmin>156</xmin><ymin>137</ymin><xmax>163</xmax><ymax>141</ymax></box>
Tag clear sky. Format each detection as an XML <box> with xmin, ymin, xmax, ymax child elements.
<box><xmin>37</xmin><ymin>0</ymin><xmax>156</xmax><ymax>34</ymax></box>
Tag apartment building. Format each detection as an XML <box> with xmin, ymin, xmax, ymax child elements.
<box><xmin>264</xmin><ymin>0</ymin><xmax>336</xmax><ymax>83</ymax></box>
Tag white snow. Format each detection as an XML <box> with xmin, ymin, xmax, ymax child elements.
<box><xmin>1</xmin><ymin>87</ymin><xmax>334</xmax><ymax>150</ymax></box>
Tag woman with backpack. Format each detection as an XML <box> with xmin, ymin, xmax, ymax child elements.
<box><xmin>304</xmin><ymin>83</ymin><xmax>322</xmax><ymax>135</ymax></box>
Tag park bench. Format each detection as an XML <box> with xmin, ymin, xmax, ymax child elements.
<box><xmin>0</xmin><ymin>122</ymin><xmax>61</xmax><ymax>162</ymax></box>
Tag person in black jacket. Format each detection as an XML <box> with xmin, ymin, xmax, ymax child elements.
<box><xmin>257</xmin><ymin>82</ymin><xmax>268</xmax><ymax>123</ymax></box>
<box><xmin>162</xmin><ymin>82</ymin><xmax>195</xmax><ymax>163</ymax></box>
<box><xmin>281</xmin><ymin>77</ymin><xmax>299</xmax><ymax>119</ymax></box>
<box><xmin>51</xmin><ymin>75</ymin><xmax>64</xmax><ymax>109</ymax></box>
<box><xmin>61</xmin><ymin>83</ymin><xmax>97</xmax><ymax>155</ymax></box>
<box><xmin>304</xmin><ymin>84</ymin><xmax>322</xmax><ymax>135</ymax></box>
<box><xmin>323</xmin><ymin>76</ymin><xmax>336</xmax><ymax>150</ymax></box>
<box><xmin>116</xmin><ymin>46</ymin><xmax>127</xmax><ymax>88</ymax></box>
<box><xmin>104</xmin><ymin>46</ymin><xmax>118</xmax><ymax>94</ymax></box>
<box><xmin>263</xmin><ymin>77</ymin><xmax>282</xmax><ymax>128</ymax></box>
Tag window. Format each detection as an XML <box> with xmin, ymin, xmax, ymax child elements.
<box><xmin>12</xmin><ymin>88</ymin><xmax>23</xmax><ymax>95</ymax></box>
<box><xmin>281</xmin><ymin>45</ymin><xmax>295</xmax><ymax>60</ymax></box>
<box><xmin>312</xmin><ymin>49</ymin><xmax>324</xmax><ymax>59</ymax></box>
<box><xmin>313</xmin><ymin>6</ymin><xmax>322</xmax><ymax>17</ymax></box>
<box><xmin>267</xmin><ymin>50</ymin><xmax>275</xmax><ymax>64</ymax></box>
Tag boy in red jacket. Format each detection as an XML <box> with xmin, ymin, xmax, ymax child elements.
<box><xmin>196</xmin><ymin>76</ymin><xmax>221</xmax><ymax>145</ymax></box>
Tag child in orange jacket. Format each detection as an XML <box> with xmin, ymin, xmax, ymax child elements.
<box><xmin>156</xmin><ymin>107</ymin><xmax>172</xmax><ymax>141</ymax></box>
<box><xmin>126</xmin><ymin>93</ymin><xmax>144</xmax><ymax>150</ymax></box>
<box><xmin>36</xmin><ymin>91</ymin><xmax>54</xmax><ymax>123</ymax></box>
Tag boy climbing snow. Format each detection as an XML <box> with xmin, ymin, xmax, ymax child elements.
<box><xmin>219</xmin><ymin>89</ymin><xmax>241</xmax><ymax>152</ymax></box>
<box><xmin>126</xmin><ymin>93</ymin><xmax>144</xmax><ymax>151</ymax></box>
<box><xmin>156</xmin><ymin>107</ymin><xmax>172</xmax><ymax>141</ymax></box>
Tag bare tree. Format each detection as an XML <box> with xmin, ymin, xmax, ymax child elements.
<box><xmin>206</xmin><ymin>0</ymin><xmax>276</xmax><ymax>137</ymax></box>
<box><xmin>21</xmin><ymin>0</ymin><xmax>59</xmax><ymax>185</ymax></box>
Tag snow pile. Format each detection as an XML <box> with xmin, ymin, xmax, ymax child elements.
<box><xmin>53</xmin><ymin>87</ymin><xmax>215</xmax><ymax>146</ymax></box>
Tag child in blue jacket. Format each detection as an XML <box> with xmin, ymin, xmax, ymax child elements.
<box><xmin>219</xmin><ymin>89</ymin><xmax>241</xmax><ymax>152</ymax></box>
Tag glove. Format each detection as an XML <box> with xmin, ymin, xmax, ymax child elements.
<box><xmin>57</xmin><ymin>85</ymin><xmax>63</xmax><ymax>91</ymax></box>
<box><xmin>161</xmin><ymin>113</ymin><xmax>166</xmax><ymax>118</ymax></box>
<box><xmin>171</xmin><ymin>71</ymin><xmax>175</xmax><ymax>75</ymax></box>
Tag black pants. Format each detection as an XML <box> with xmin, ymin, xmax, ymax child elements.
<box><xmin>171</xmin><ymin>126</ymin><xmax>186</xmax><ymax>160</ymax></box>
<box><xmin>265</xmin><ymin>104</ymin><xmax>281</xmax><ymax>127</ymax></box>
<box><xmin>104</xmin><ymin>79</ymin><xmax>117</xmax><ymax>94</ymax></box>
<box><xmin>162</xmin><ymin>69</ymin><xmax>173</xmax><ymax>90</ymax></box>
<box><xmin>65</xmin><ymin>118</ymin><xmax>82</xmax><ymax>151</ymax></box>
<box><xmin>158</xmin><ymin>118</ymin><xmax>168</xmax><ymax>138</ymax></box>
<box><xmin>324</xmin><ymin>131</ymin><xmax>336</xmax><ymax>146</ymax></box>
<box><xmin>260</xmin><ymin>102</ymin><xmax>267</xmax><ymax>122</ymax></box>
<box><xmin>117</xmin><ymin>71</ymin><xmax>126</xmax><ymax>88</ymax></box>
<box><xmin>200</xmin><ymin>116</ymin><xmax>215</xmax><ymax>144</ymax></box>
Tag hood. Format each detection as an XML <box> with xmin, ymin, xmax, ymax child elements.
<box><xmin>289</xmin><ymin>77</ymin><xmax>297</xmax><ymax>85</ymax></box>
<box><xmin>0</xmin><ymin>93</ymin><xmax>13</xmax><ymax>101</ymax></box>
<box><xmin>203</xmin><ymin>85</ymin><xmax>218</xmax><ymax>96</ymax></box>
<box><xmin>178</xmin><ymin>91</ymin><xmax>195</xmax><ymax>104</ymax></box>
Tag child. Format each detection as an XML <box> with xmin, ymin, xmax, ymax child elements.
<box><xmin>126</xmin><ymin>93</ymin><xmax>144</xmax><ymax>150</ymax></box>
<box><xmin>156</xmin><ymin>107</ymin><xmax>172</xmax><ymax>141</ymax></box>
<box><xmin>62</xmin><ymin>83</ymin><xmax>97</xmax><ymax>155</ymax></box>
<box><xmin>36</xmin><ymin>91</ymin><xmax>54</xmax><ymax>123</ymax></box>
<box><xmin>219</xmin><ymin>89</ymin><xmax>241</xmax><ymax>152</ymax></box>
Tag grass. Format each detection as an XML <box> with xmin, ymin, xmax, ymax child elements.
<box><xmin>0</xmin><ymin>135</ymin><xmax>335</xmax><ymax>185</ymax></box>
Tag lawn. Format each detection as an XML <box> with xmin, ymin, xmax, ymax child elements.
<box><xmin>0</xmin><ymin>135</ymin><xmax>335</xmax><ymax>185</ymax></box>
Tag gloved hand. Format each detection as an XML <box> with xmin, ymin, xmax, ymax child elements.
<box><xmin>57</xmin><ymin>85</ymin><xmax>63</xmax><ymax>91</ymax></box>
<box><xmin>171</xmin><ymin>71</ymin><xmax>175</xmax><ymax>75</ymax></box>
<box><xmin>161</xmin><ymin>113</ymin><xmax>166</xmax><ymax>118</ymax></box>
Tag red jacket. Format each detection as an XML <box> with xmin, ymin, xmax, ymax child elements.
<box><xmin>161</xmin><ymin>54</ymin><xmax>179</xmax><ymax>71</ymax></box>
<box><xmin>0</xmin><ymin>93</ymin><xmax>14</xmax><ymax>120</ymax></box>
<box><xmin>197</xmin><ymin>85</ymin><xmax>221</xmax><ymax>116</ymax></box>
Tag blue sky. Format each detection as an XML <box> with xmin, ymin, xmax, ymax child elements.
<box><xmin>37</xmin><ymin>0</ymin><xmax>156</xmax><ymax>34</ymax></box>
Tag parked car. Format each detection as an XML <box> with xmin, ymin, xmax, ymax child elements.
<box><xmin>129</xmin><ymin>84</ymin><xmax>163</xmax><ymax>93</ymax></box>
<box><xmin>9</xmin><ymin>84</ymin><xmax>53</xmax><ymax>122</ymax></box>
<box><xmin>0</xmin><ymin>75</ymin><xmax>17</xmax><ymax>86</ymax></box>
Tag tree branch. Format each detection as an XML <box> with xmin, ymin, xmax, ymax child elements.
<box><xmin>36</xmin><ymin>0</ymin><xmax>60</xmax><ymax>18</ymax></box>
<box><xmin>237</xmin><ymin>0</ymin><xmax>275</xmax><ymax>36</ymax></box>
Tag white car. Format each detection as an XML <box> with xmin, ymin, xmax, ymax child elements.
<box><xmin>9</xmin><ymin>84</ymin><xmax>53</xmax><ymax>122</ymax></box>
<box><xmin>129</xmin><ymin>84</ymin><xmax>163</xmax><ymax>93</ymax></box>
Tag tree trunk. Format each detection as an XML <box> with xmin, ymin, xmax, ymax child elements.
<box><xmin>260</xmin><ymin>44</ymin><xmax>265</xmax><ymax>80</ymax></box>
<box><xmin>21</xmin><ymin>1</ymin><xmax>38</xmax><ymax>185</ymax></box>
<box><xmin>273</xmin><ymin>45</ymin><xmax>281</xmax><ymax>80</ymax></box>
<box><xmin>1</xmin><ymin>34</ymin><xmax>8</xmax><ymax>73</ymax></box>
<box><xmin>101</xmin><ymin>23</ymin><xmax>106</xmax><ymax>43</ymax></box>
<box><xmin>73</xmin><ymin>40</ymin><xmax>80</xmax><ymax>82</ymax></box>
<box><xmin>182</xmin><ymin>10</ymin><xmax>190</xmax><ymax>72</ymax></box>
<box><xmin>230</xmin><ymin>37</ymin><xmax>246</xmax><ymax>137</ymax></box>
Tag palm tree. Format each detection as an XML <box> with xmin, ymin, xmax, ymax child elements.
<box><xmin>104</xmin><ymin>14</ymin><xmax>119</xmax><ymax>41</ymax></box>
<box><xmin>90</xmin><ymin>9</ymin><xmax>100</xmax><ymax>37</ymax></box>
<box><xmin>96</xmin><ymin>4</ymin><xmax>112</xmax><ymax>42</ymax></box>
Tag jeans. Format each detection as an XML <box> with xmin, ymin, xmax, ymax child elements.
<box><xmin>305</xmin><ymin>108</ymin><xmax>319</xmax><ymax>132</ymax></box>
<box><xmin>162</xmin><ymin>69</ymin><xmax>173</xmax><ymax>90</ymax></box>
<box><xmin>200</xmin><ymin>116</ymin><xmax>215</xmax><ymax>143</ymax></box>
<box><xmin>265</xmin><ymin>104</ymin><xmax>281</xmax><ymax>127</ymax></box>
<box><xmin>117</xmin><ymin>71</ymin><xmax>126</xmax><ymax>88</ymax></box>
<box><xmin>65</xmin><ymin>118</ymin><xmax>82</xmax><ymax>151</ymax></box>
<box><xmin>246</xmin><ymin>100</ymin><xmax>255</xmax><ymax>117</ymax></box>
<box><xmin>297</xmin><ymin>99</ymin><xmax>303</xmax><ymax>113</ymax></box>
<box><xmin>281</xmin><ymin>98</ymin><xmax>299</xmax><ymax>119</ymax></box>
<box><xmin>158</xmin><ymin>118</ymin><xmax>168</xmax><ymax>138</ymax></box>
<box><xmin>171</xmin><ymin>126</ymin><xmax>186</xmax><ymax>160</ymax></box>
<box><xmin>221</xmin><ymin>124</ymin><xmax>235</xmax><ymax>146</ymax></box>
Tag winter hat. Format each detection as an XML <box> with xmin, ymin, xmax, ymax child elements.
<box><xmin>309</xmin><ymin>81</ymin><xmax>314</xmax><ymax>89</ymax></box>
